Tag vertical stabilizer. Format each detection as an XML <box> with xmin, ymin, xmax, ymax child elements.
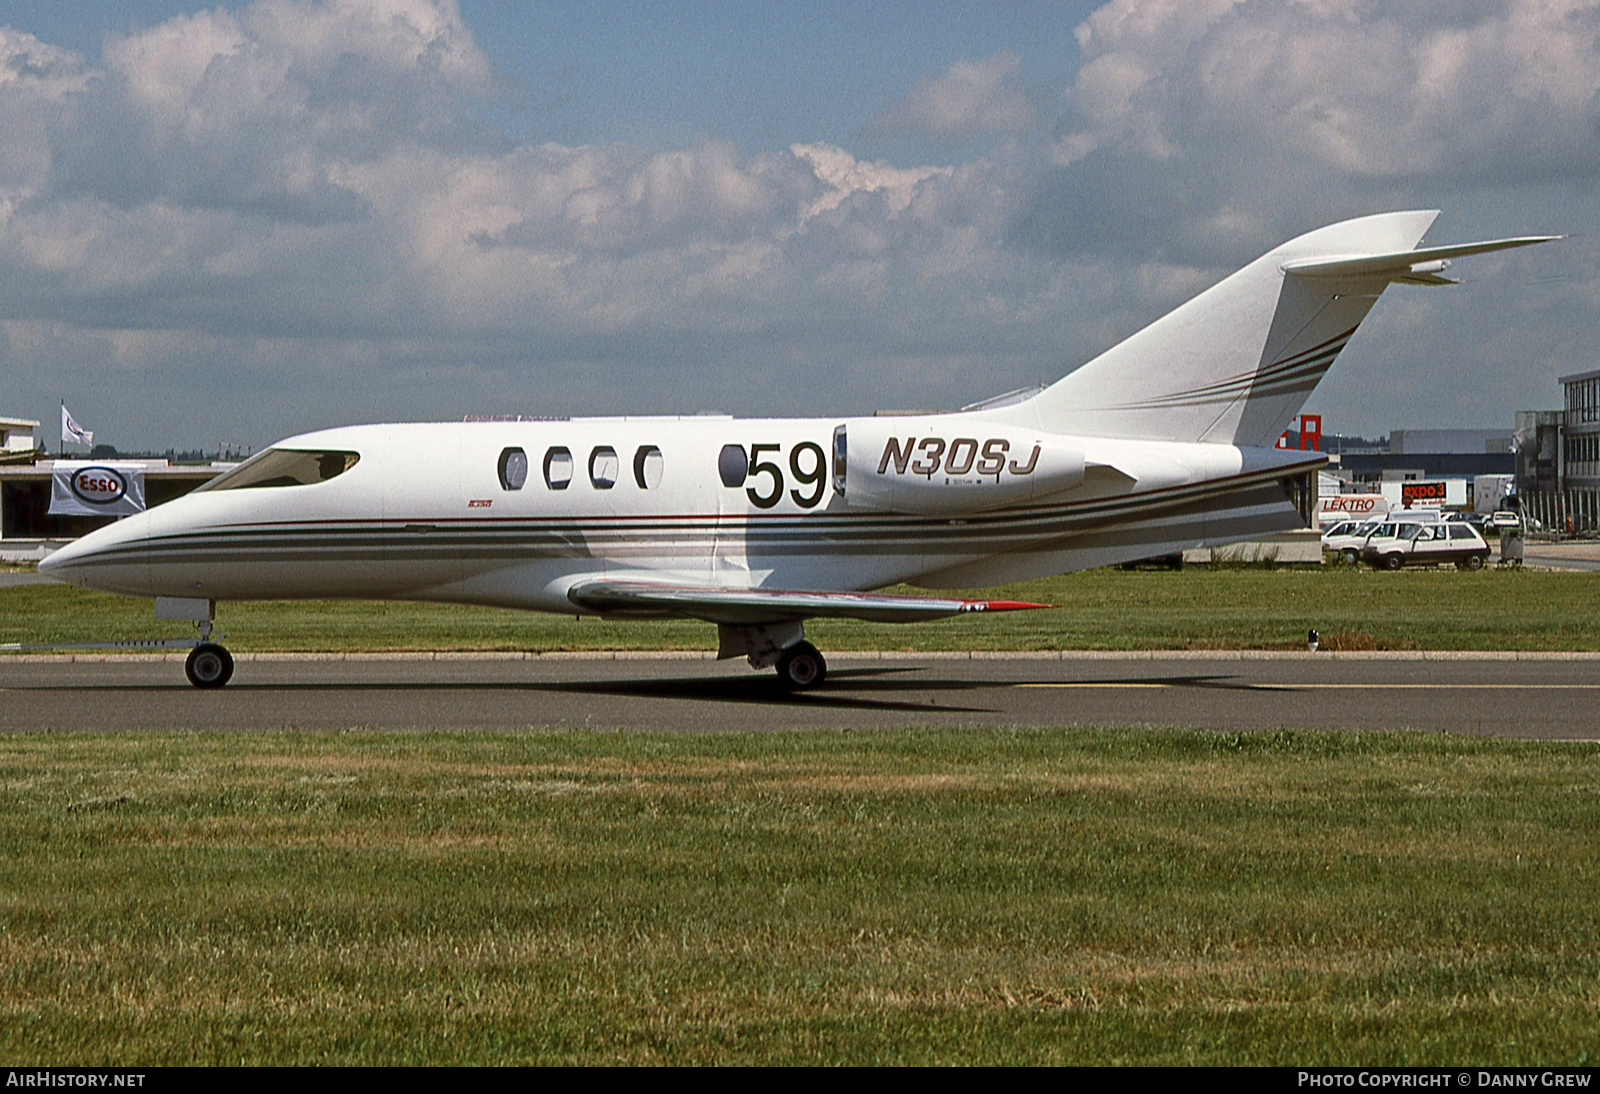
<box><xmin>1002</xmin><ymin>211</ymin><xmax>1443</xmax><ymax>446</ymax></box>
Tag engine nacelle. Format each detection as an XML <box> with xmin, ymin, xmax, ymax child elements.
<box><xmin>835</xmin><ymin>418</ymin><xmax>1087</xmax><ymax>515</ymax></box>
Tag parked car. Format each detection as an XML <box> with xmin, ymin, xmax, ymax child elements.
<box><xmin>1321</xmin><ymin>520</ymin><xmax>1381</xmax><ymax>565</ymax></box>
<box><xmin>1360</xmin><ymin>521</ymin><xmax>1491</xmax><ymax>570</ymax></box>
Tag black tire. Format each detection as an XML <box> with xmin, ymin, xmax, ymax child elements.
<box><xmin>1341</xmin><ymin>548</ymin><xmax>1359</xmax><ymax>566</ymax></box>
<box><xmin>185</xmin><ymin>643</ymin><xmax>234</xmax><ymax>689</ymax></box>
<box><xmin>1464</xmin><ymin>553</ymin><xmax>1485</xmax><ymax>571</ymax></box>
<box><xmin>1384</xmin><ymin>553</ymin><xmax>1405</xmax><ymax>571</ymax></box>
<box><xmin>776</xmin><ymin>641</ymin><xmax>827</xmax><ymax>690</ymax></box>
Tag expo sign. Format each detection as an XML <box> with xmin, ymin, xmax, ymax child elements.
<box><xmin>1402</xmin><ymin>481</ymin><xmax>1449</xmax><ymax>508</ymax></box>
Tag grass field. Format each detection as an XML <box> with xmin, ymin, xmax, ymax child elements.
<box><xmin>5</xmin><ymin>565</ymin><xmax>1600</xmax><ymax>653</ymax></box>
<box><xmin>1</xmin><ymin>728</ymin><xmax>1596</xmax><ymax>1065</ymax></box>
<box><xmin>6</xmin><ymin>567</ymin><xmax>1597</xmax><ymax>1064</ymax></box>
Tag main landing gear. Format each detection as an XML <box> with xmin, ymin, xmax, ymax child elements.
<box><xmin>719</xmin><ymin>623</ymin><xmax>829</xmax><ymax>692</ymax></box>
<box><xmin>776</xmin><ymin>641</ymin><xmax>827</xmax><ymax>690</ymax></box>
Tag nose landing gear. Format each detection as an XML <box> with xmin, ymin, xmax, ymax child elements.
<box><xmin>185</xmin><ymin>642</ymin><xmax>234</xmax><ymax>689</ymax></box>
<box><xmin>156</xmin><ymin>597</ymin><xmax>235</xmax><ymax>689</ymax></box>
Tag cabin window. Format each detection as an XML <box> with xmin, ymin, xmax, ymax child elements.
<box><xmin>634</xmin><ymin>445</ymin><xmax>663</xmax><ymax>489</ymax></box>
<box><xmin>544</xmin><ymin>447</ymin><xmax>573</xmax><ymax>490</ymax></box>
<box><xmin>498</xmin><ymin>447</ymin><xmax>528</xmax><ymax>491</ymax></box>
<box><xmin>718</xmin><ymin>444</ymin><xmax>747</xmax><ymax>488</ymax></box>
<box><xmin>589</xmin><ymin>446</ymin><xmax>619</xmax><ymax>489</ymax></box>
<box><xmin>195</xmin><ymin>448</ymin><xmax>360</xmax><ymax>492</ymax></box>
<box><xmin>832</xmin><ymin>425</ymin><xmax>847</xmax><ymax>498</ymax></box>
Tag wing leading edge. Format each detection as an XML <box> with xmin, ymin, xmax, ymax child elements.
<box><xmin>566</xmin><ymin>580</ymin><xmax>1051</xmax><ymax>626</ymax></box>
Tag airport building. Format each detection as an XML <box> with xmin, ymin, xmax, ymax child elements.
<box><xmin>0</xmin><ymin>417</ymin><xmax>39</xmax><ymax>456</ymax></box>
<box><xmin>1331</xmin><ymin>429</ymin><xmax>1514</xmax><ymax>484</ymax></box>
<box><xmin>1559</xmin><ymin>369</ymin><xmax>1600</xmax><ymax>491</ymax></box>
<box><xmin>1310</xmin><ymin>420</ymin><xmax>1514</xmax><ymax>522</ymax></box>
<box><xmin>1508</xmin><ymin>370</ymin><xmax>1600</xmax><ymax>532</ymax></box>
<box><xmin>0</xmin><ymin>461</ymin><xmax>225</xmax><ymax>560</ymax></box>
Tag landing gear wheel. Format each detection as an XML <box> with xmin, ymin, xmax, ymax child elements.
<box><xmin>776</xmin><ymin>641</ymin><xmax>827</xmax><ymax>691</ymax></box>
<box><xmin>186</xmin><ymin>643</ymin><xmax>234</xmax><ymax>689</ymax></box>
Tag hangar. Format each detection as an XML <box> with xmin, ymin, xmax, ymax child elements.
<box><xmin>0</xmin><ymin>461</ymin><xmax>224</xmax><ymax>560</ymax></box>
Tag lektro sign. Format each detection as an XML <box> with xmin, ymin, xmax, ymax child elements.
<box><xmin>48</xmin><ymin>462</ymin><xmax>147</xmax><ymax>517</ymax></box>
<box><xmin>1320</xmin><ymin>494</ymin><xmax>1387</xmax><ymax>516</ymax></box>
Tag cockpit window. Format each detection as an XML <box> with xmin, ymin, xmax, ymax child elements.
<box><xmin>195</xmin><ymin>448</ymin><xmax>360</xmax><ymax>492</ymax></box>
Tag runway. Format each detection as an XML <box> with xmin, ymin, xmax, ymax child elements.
<box><xmin>1</xmin><ymin>652</ymin><xmax>1596</xmax><ymax>738</ymax></box>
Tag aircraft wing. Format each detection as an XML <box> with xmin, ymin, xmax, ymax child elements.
<box><xmin>1282</xmin><ymin>235</ymin><xmax>1559</xmax><ymax>285</ymax></box>
<box><xmin>566</xmin><ymin>579</ymin><xmax>1051</xmax><ymax>625</ymax></box>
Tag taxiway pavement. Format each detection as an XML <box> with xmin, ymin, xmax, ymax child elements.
<box><xmin>1</xmin><ymin>652</ymin><xmax>1595</xmax><ymax>738</ymax></box>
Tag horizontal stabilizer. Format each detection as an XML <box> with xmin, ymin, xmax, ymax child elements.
<box><xmin>1282</xmin><ymin>236</ymin><xmax>1559</xmax><ymax>283</ymax></box>
<box><xmin>568</xmin><ymin>580</ymin><xmax>1050</xmax><ymax>625</ymax></box>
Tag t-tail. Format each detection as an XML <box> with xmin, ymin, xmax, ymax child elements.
<box><xmin>996</xmin><ymin>211</ymin><xmax>1557</xmax><ymax>446</ymax></box>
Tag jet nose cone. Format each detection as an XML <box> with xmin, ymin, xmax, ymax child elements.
<box><xmin>37</xmin><ymin>541</ymin><xmax>78</xmax><ymax>581</ymax></box>
<box><xmin>34</xmin><ymin>514</ymin><xmax>153</xmax><ymax>596</ymax></box>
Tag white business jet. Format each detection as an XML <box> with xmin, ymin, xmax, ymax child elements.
<box><xmin>40</xmin><ymin>211</ymin><xmax>1554</xmax><ymax>689</ymax></box>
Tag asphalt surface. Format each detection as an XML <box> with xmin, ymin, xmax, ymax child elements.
<box><xmin>1519</xmin><ymin>541</ymin><xmax>1600</xmax><ymax>571</ymax></box>
<box><xmin>2</xmin><ymin>652</ymin><xmax>1597</xmax><ymax>738</ymax></box>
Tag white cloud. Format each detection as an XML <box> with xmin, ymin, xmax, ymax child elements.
<box><xmin>0</xmin><ymin>3</ymin><xmax>1082</xmax><ymax>442</ymax></box>
<box><xmin>1058</xmin><ymin>0</ymin><xmax>1600</xmax><ymax>183</ymax></box>
<box><xmin>791</xmin><ymin>143</ymin><xmax>951</xmax><ymax>217</ymax></box>
<box><xmin>0</xmin><ymin>0</ymin><xmax>1592</xmax><ymax>446</ymax></box>
<box><xmin>865</xmin><ymin>51</ymin><xmax>1041</xmax><ymax>138</ymax></box>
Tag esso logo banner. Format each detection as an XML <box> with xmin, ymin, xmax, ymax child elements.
<box><xmin>70</xmin><ymin>467</ymin><xmax>127</xmax><ymax>504</ymax></box>
<box><xmin>49</xmin><ymin>462</ymin><xmax>147</xmax><ymax>517</ymax></box>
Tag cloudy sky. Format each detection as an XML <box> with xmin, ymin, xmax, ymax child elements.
<box><xmin>0</xmin><ymin>0</ymin><xmax>1593</xmax><ymax>452</ymax></box>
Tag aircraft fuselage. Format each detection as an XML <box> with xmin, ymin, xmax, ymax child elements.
<box><xmin>41</xmin><ymin>414</ymin><xmax>1323</xmax><ymax>611</ymax></box>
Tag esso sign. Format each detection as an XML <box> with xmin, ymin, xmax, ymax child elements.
<box><xmin>70</xmin><ymin>466</ymin><xmax>128</xmax><ymax>506</ymax></box>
